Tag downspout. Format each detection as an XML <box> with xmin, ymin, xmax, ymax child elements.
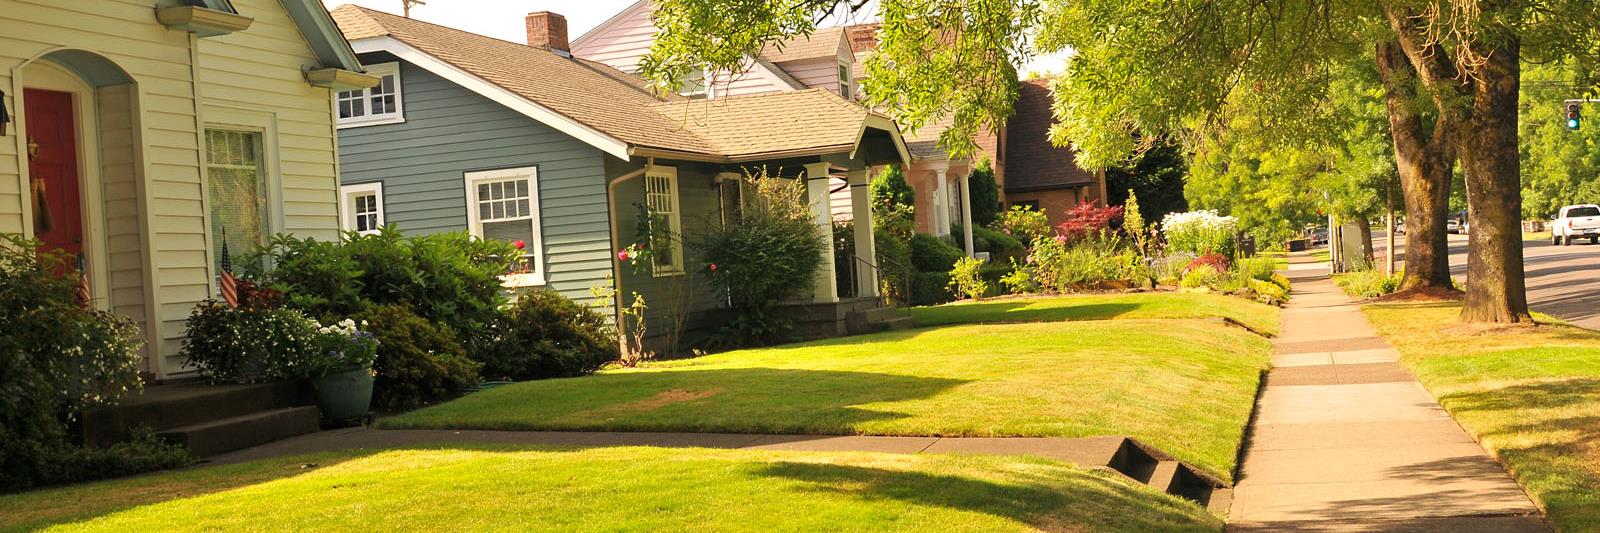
<box><xmin>606</xmin><ymin>157</ymin><xmax>653</xmax><ymax>351</ymax></box>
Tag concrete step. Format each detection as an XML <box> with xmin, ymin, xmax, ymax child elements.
<box><xmin>1146</xmin><ymin>460</ymin><xmax>1182</xmax><ymax>493</ymax></box>
<box><xmin>157</xmin><ymin>406</ymin><xmax>321</xmax><ymax>457</ymax></box>
<box><xmin>81</xmin><ymin>380</ymin><xmax>307</xmax><ymax>447</ymax></box>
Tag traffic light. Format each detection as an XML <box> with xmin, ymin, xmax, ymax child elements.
<box><xmin>1568</xmin><ymin>102</ymin><xmax>1583</xmax><ymax>131</ymax></box>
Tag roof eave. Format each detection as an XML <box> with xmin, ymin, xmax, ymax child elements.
<box><xmin>282</xmin><ymin>0</ymin><xmax>365</xmax><ymax>71</ymax></box>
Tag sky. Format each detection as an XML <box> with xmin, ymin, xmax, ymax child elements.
<box><xmin>319</xmin><ymin>0</ymin><xmax>1072</xmax><ymax>75</ymax></box>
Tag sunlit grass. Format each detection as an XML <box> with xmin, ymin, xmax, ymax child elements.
<box><xmin>909</xmin><ymin>292</ymin><xmax>1280</xmax><ymax>336</ymax></box>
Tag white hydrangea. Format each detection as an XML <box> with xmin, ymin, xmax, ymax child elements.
<box><xmin>1162</xmin><ymin>210</ymin><xmax>1239</xmax><ymax>256</ymax></box>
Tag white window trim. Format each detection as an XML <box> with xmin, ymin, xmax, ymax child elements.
<box><xmin>838</xmin><ymin>63</ymin><xmax>851</xmax><ymax>99</ymax></box>
<box><xmin>340</xmin><ymin>182</ymin><xmax>384</xmax><ymax>235</ymax></box>
<box><xmin>336</xmin><ymin>62</ymin><xmax>404</xmax><ymax>129</ymax></box>
<box><xmin>645</xmin><ymin>165</ymin><xmax>685</xmax><ymax>277</ymax></box>
<box><xmin>464</xmin><ymin>166</ymin><xmax>546</xmax><ymax>287</ymax></box>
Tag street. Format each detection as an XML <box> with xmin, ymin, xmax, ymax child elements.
<box><xmin>1372</xmin><ymin>232</ymin><xmax>1600</xmax><ymax>330</ymax></box>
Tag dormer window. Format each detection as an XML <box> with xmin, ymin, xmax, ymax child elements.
<box><xmin>838</xmin><ymin>64</ymin><xmax>851</xmax><ymax>99</ymax></box>
<box><xmin>336</xmin><ymin>62</ymin><xmax>403</xmax><ymax>127</ymax></box>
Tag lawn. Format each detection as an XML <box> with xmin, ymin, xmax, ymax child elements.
<box><xmin>908</xmin><ymin>292</ymin><xmax>1281</xmax><ymax>336</ymax></box>
<box><xmin>1363</xmin><ymin>302</ymin><xmax>1600</xmax><ymax>531</ymax></box>
<box><xmin>383</xmin><ymin>317</ymin><xmax>1272</xmax><ymax>479</ymax></box>
<box><xmin>2</xmin><ymin>446</ymin><xmax>1222</xmax><ymax>532</ymax></box>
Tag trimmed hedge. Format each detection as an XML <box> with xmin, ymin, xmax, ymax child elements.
<box><xmin>909</xmin><ymin>234</ymin><xmax>964</xmax><ymax>272</ymax></box>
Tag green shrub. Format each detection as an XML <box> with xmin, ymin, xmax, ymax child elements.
<box><xmin>0</xmin><ymin>235</ymin><xmax>156</xmax><ymax>492</ymax></box>
<box><xmin>909</xmin><ymin>233</ymin><xmax>964</xmax><ymax>272</ymax></box>
<box><xmin>355</xmin><ymin>305</ymin><xmax>481</xmax><ymax>411</ymax></box>
<box><xmin>249</xmin><ymin>228</ymin><xmax>519</xmax><ymax>353</ymax></box>
<box><xmin>968</xmin><ymin>157</ymin><xmax>1002</xmax><ymax>226</ymax></box>
<box><xmin>1271</xmin><ymin>272</ymin><xmax>1292</xmax><ymax>291</ymax></box>
<box><xmin>874</xmin><ymin>226</ymin><xmax>914</xmax><ymax>303</ymax></box>
<box><xmin>478</xmin><ymin>288</ymin><xmax>617</xmax><ymax>381</ymax></box>
<box><xmin>180</xmin><ymin>300</ymin><xmax>320</xmax><ymax>383</ymax></box>
<box><xmin>978</xmin><ymin>261</ymin><xmax>1014</xmax><ymax>296</ymax></box>
<box><xmin>1024</xmin><ymin>235</ymin><xmax>1141</xmax><ymax>292</ymax></box>
<box><xmin>995</xmin><ymin>205</ymin><xmax>1052</xmax><ymax>246</ymax></box>
<box><xmin>999</xmin><ymin>258</ymin><xmax>1040</xmax><ymax>294</ymax></box>
<box><xmin>1</xmin><ymin>430</ymin><xmax>190</xmax><ymax>493</ymax></box>
<box><xmin>951</xmin><ymin>225</ymin><xmax>1025</xmax><ymax>260</ymax></box>
<box><xmin>1250</xmin><ymin>278</ymin><xmax>1289</xmax><ymax>305</ymax></box>
<box><xmin>1237</xmin><ymin>256</ymin><xmax>1279</xmax><ymax>282</ymax></box>
<box><xmin>699</xmin><ymin>172</ymin><xmax>825</xmax><ymax>346</ymax></box>
<box><xmin>911</xmin><ymin>271</ymin><xmax>954</xmax><ymax>306</ymax></box>
<box><xmin>947</xmin><ymin>257</ymin><xmax>988</xmax><ymax>300</ymax></box>
<box><xmin>1181</xmin><ymin>266</ymin><xmax>1223</xmax><ymax>290</ymax></box>
<box><xmin>1333</xmin><ymin>270</ymin><xmax>1403</xmax><ymax>299</ymax></box>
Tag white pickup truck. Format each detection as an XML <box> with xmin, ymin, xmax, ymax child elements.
<box><xmin>1553</xmin><ymin>204</ymin><xmax>1600</xmax><ymax>245</ymax></box>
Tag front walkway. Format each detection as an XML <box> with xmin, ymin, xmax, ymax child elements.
<box><xmin>1228</xmin><ymin>254</ymin><xmax>1546</xmax><ymax>531</ymax></box>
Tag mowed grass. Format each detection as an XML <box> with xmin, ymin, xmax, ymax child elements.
<box><xmin>383</xmin><ymin>318</ymin><xmax>1272</xmax><ymax>479</ymax></box>
<box><xmin>908</xmin><ymin>292</ymin><xmax>1281</xmax><ymax>336</ymax></box>
<box><xmin>1363</xmin><ymin>303</ymin><xmax>1600</xmax><ymax>531</ymax></box>
<box><xmin>3</xmin><ymin>447</ymin><xmax>1222</xmax><ymax>532</ymax></box>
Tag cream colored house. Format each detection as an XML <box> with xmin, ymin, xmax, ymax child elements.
<box><xmin>1</xmin><ymin>0</ymin><xmax>374</xmax><ymax>378</ymax></box>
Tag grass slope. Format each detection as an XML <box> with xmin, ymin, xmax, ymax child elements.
<box><xmin>383</xmin><ymin>319</ymin><xmax>1271</xmax><ymax>479</ymax></box>
<box><xmin>1363</xmin><ymin>302</ymin><xmax>1600</xmax><ymax>531</ymax></box>
<box><xmin>908</xmin><ymin>292</ymin><xmax>1281</xmax><ymax>335</ymax></box>
<box><xmin>4</xmin><ymin>447</ymin><xmax>1222</xmax><ymax>532</ymax></box>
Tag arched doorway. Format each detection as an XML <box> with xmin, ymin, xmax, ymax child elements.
<box><xmin>14</xmin><ymin>49</ymin><xmax>152</xmax><ymax>372</ymax></box>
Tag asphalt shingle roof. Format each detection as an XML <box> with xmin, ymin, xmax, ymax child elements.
<box><xmin>1006</xmin><ymin>78</ymin><xmax>1096</xmax><ymax>190</ymax></box>
<box><xmin>761</xmin><ymin>27</ymin><xmax>848</xmax><ymax>64</ymax></box>
<box><xmin>331</xmin><ymin>5</ymin><xmax>895</xmax><ymax>161</ymax></box>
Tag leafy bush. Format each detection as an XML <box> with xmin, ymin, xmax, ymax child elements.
<box><xmin>870</xmin><ymin>164</ymin><xmax>915</xmax><ymax>211</ymax></box>
<box><xmin>0</xmin><ymin>235</ymin><xmax>159</xmax><ymax>492</ymax></box>
<box><xmin>355</xmin><ymin>305</ymin><xmax>481</xmax><ymax>411</ymax></box>
<box><xmin>2</xmin><ymin>430</ymin><xmax>190</xmax><ymax>493</ymax></box>
<box><xmin>1185</xmin><ymin>252</ymin><xmax>1232</xmax><ymax>275</ymax></box>
<box><xmin>1236</xmin><ymin>256</ymin><xmax>1279</xmax><ymax>282</ymax></box>
<box><xmin>911</xmin><ymin>271</ymin><xmax>954</xmax><ymax>306</ymax></box>
<box><xmin>1250</xmin><ymin>278</ymin><xmax>1289</xmax><ymax>305</ymax></box>
<box><xmin>309</xmin><ymin>319</ymin><xmax>379</xmax><ymax>375</ymax></box>
<box><xmin>951</xmin><ymin>225</ymin><xmax>1025</xmax><ymax>260</ymax></box>
<box><xmin>478</xmin><ymin>288</ymin><xmax>617</xmax><ymax>381</ymax></box>
<box><xmin>1271</xmin><ymin>272</ymin><xmax>1293</xmax><ymax>291</ymax></box>
<box><xmin>1057</xmin><ymin>201</ymin><xmax>1125</xmax><ymax>243</ymax></box>
<box><xmin>968</xmin><ymin>157</ymin><xmax>1002</xmax><ymax>226</ymax></box>
<box><xmin>995</xmin><ymin>205</ymin><xmax>1052</xmax><ymax>247</ymax></box>
<box><xmin>249</xmin><ymin>228</ymin><xmax>519</xmax><ymax>352</ymax></box>
<box><xmin>699</xmin><ymin>171</ymin><xmax>825</xmax><ymax>346</ymax></box>
<box><xmin>874</xmin><ymin>226</ymin><xmax>914</xmax><ymax>304</ymax></box>
<box><xmin>1151</xmin><ymin>253</ymin><xmax>1194</xmax><ymax>286</ymax></box>
<box><xmin>1022</xmin><ymin>235</ymin><xmax>1141</xmax><ymax>292</ymax></box>
<box><xmin>947</xmin><ymin>257</ymin><xmax>988</xmax><ymax>300</ymax></box>
<box><xmin>1334</xmin><ymin>270</ymin><xmax>1404</xmax><ymax>299</ymax></box>
<box><xmin>909</xmin><ymin>233</ymin><xmax>964</xmax><ymax>272</ymax></box>
<box><xmin>1162</xmin><ymin>210</ymin><xmax>1238</xmax><ymax>257</ymax></box>
<box><xmin>180</xmin><ymin>300</ymin><xmax>320</xmax><ymax>383</ymax></box>
<box><xmin>999</xmin><ymin>258</ymin><xmax>1041</xmax><ymax>294</ymax></box>
<box><xmin>978</xmin><ymin>261</ymin><xmax>1014</xmax><ymax>296</ymax></box>
<box><xmin>1181</xmin><ymin>265</ymin><xmax>1224</xmax><ymax>290</ymax></box>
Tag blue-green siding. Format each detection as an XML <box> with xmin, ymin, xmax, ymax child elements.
<box><xmin>337</xmin><ymin>56</ymin><xmax>613</xmax><ymax>303</ymax></box>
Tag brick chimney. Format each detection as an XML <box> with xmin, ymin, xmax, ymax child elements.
<box><xmin>845</xmin><ymin>23</ymin><xmax>880</xmax><ymax>53</ymax></box>
<box><xmin>525</xmin><ymin>11</ymin><xmax>569</xmax><ymax>55</ymax></box>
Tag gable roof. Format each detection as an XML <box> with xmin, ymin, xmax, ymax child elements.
<box><xmin>180</xmin><ymin>0</ymin><xmax>362</xmax><ymax>71</ymax></box>
<box><xmin>761</xmin><ymin>27</ymin><xmax>849</xmax><ymax>64</ymax></box>
<box><xmin>331</xmin><ymin>5</ymin><xmax>906</xmax><ymax>164</ymax></box>
<box><xmin>1006</xmin><ymin>78</ymin><xmax>1096</xmax><ymax>191</ymax></box>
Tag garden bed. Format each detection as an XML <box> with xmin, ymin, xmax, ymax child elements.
<box><xmin>1363</xmin><ymin>302</ymin><xmax>1600</xmax><ymax>531</ymax></box>
<box><xmin>909</xmin><ymin>292</ymin><xmax>1281</xmax><ymax>336</ymax></box>
<box><xmin>0</xmin><ymin>446</ymin><xmax>1220</xmax><ymax>532</ymax></box>
<box><xmin>380</xmin><ymin>314</ymin><xmax>1271</xmax><ymax>480</ymax></box>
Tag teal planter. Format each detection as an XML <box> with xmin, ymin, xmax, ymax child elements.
<box><xmin>314</xmin><ymin>366</ymin><xmax>373</xmax><ymax>426</ymax></box>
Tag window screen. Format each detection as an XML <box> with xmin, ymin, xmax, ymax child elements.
<box><xmin>205</xmin><ymin>129</ymin><xmax>268</xmax><ymax>263</ymax></box>
<box><xmin>477</xmin><ymin>178</ymin><xmax>535</xmax><ymax>247</ymax></box>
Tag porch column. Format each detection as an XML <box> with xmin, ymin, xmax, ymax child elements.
<box><xmin>932</xmin><ymin>167</ymin><xmax>949</xmax><ymax>236</ymax></box>
<box><xmin>848</xmin><ymin>168</ymin><xmax>879</xmax><ymax>297</ymax></box>
<box><xmin>959</xmin><ymin>169</ymin><xmax>975</xmax><ymax>257</ymax></box>
<box><xmin>804</xmin><ymin>162</ymin><xmax>839</xmax><ymax>302</ymax></box>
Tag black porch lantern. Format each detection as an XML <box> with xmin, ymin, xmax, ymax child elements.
<box><xmin>0</xmin><ymin>89</ymin><xmax>10</xmax><ymax>136</ymax></box>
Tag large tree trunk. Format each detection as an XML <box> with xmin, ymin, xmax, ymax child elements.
<box><xmin>1374</xmin><ymin>40</ymin><xmax>1456</xmax><ymax>292</ymax></box>
<box><xmin>1457</xmin><ymin>34</ymin><xmax>1532</xmax><ymax>322</ymax></box>
<box><xmin>1357</xmin><ymin>214</ymin><xmax>1374</xmax><ymax>268</ymax></box>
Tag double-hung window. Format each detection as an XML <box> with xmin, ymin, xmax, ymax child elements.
<box><xmin>465</xmin><ymin>167</ymin><xmax>544</xmax><ymax>286</ymax></box>
<box><xmin>204</xmin><ymin>129</ymin><xmax>269</xmax><ymax>265</ymax></box>
<box><xmin>341</xmin><ymin>182</ymin><xmax>384</xmax><ymax>235</ymax></box>
<box><xmin>336</xmin><ymin>62</ymin><xmax>403</xmax><ymax>127</ymax></box>
<box><xmin>644</xmin><ymin>166</ymin><xmax>684</xmax><ymax>276</ymax></box>
<box><xmin>838</xmin><ymin>63</ymin><xmax>852</xmax><ymax>99</ymax></box>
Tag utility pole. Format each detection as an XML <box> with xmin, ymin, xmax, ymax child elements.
<box><xmin>402</xmin><ymin>0</ymin><xmax>426</xmax><ymax>18</ymax></box>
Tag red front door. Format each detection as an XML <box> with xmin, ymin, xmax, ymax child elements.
<box><xmin>26</xmin><ymin>88</ymin><xmax>83</xmax><ymax>257</ymax></box>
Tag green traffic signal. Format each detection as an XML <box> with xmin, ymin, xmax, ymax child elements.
<box><xmin>1568</xmin><ymin>102</ymin><xmax>1582</xmax><ymax>130</ymax></box>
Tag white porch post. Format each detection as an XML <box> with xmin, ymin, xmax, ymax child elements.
<box><xmin>804</xmin><ymin>162</ymin><xmax>839</xmax><ymax>302</ymax></box>
<box><xmin>932</xmin><ymin>167</ymin><xmax>949</xmax><ymax>236</ymax></box>
<box><xmin>848</xmin><ymin>168</ymin><xmax>879</xmax><ymax>297</ymax></box>
<box><xmin>959</xmin><ymin>169</ymin><xmax>975</xmax><ymax>257</ymax></box>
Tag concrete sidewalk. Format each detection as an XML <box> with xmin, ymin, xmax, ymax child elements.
<box><xmin>1228</xmin><ymin>254</ymin><xmax>1546</xmax><ymax>532</ymax></box>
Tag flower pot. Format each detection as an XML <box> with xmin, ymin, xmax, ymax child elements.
<box><xmin>314</xmin><ymin>366</ymin><xmax>373</xmax><ymax>426</ymax></box>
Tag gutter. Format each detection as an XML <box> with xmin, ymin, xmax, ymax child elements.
<box><xmin>629</xmin><ymin>144</ymin><xmax>859</xmax><ymax>165</ymax></box>
<box><xmin>605</xmin><ymin>158</ymin><xmax>653</xmax><ymax>351</ymax></box>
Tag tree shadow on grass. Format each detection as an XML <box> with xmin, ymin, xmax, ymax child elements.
<box><xmin>386</xmin><ymin>368</ymin><xmax>972</xmax><ymax>435</ymax></box>
<box><xmin>754</xmin><ymin>461</ymin><xmax>1217</xmax><ymax>532</ymax></box>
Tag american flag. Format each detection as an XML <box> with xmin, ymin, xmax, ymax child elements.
<box><xmin>219</xmin><ymin>236</ymin><xmax>238</xmax><ymax>308</ymax></box>
<box><xmin>75</xmin><ymin>254</ymin><xmax>91</xmax><ymax>308</ymax></box>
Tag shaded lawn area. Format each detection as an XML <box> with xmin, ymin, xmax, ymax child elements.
<box><xmin>908</xmin><ymin>292</ymin><xmax>1281</xmax><ymax>336</ymax></box>
<box><xmin>3</xmin><ymin>446</ymin><xmax>1222</xmax><ymax>532</ymax></box>
<box><xmin>1363</xmin><ymin>302</ymin><xmax>1600</xmax><ymax>531</ymax></box>
<box><xmin>383</xmin><ymin>319</ymin><xmax>1271</xmax><ymax>479</ymax></box>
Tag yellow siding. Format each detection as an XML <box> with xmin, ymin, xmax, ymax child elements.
<box><xmin>1</xmin><ymin>0</ymin><xmax>345</xmax><ymax>377</ymax></box>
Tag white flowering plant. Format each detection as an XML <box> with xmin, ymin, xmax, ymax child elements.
<box><xmin>309</xmin><ymin>318</ymin><xmax>378</xmax><ymax>376</ymax></box>
<box><xmin>1161</xmin><ymin>210</ymin><xmax>1239</xmax><ymax>258</ymax></box>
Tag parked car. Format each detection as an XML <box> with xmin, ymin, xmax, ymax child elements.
<box><xmin>1447</xmin><ymin>219</ymin><xmax>1462</xmax><ymax>234</ymax></box>
<box><xmin>1311</xmin><ymin>228</ymin><xmax>1329</xmax><ymax>245</ymax></box>
<box><xmin>1552</xmin><ymin>204</ymin><xmax>1600</xmax><ymax>245</ymax></box>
